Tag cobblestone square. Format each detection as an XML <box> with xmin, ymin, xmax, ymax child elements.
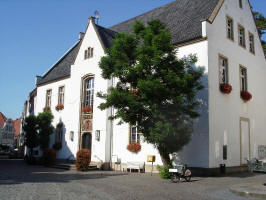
<box><xmin>0</xmin><ymin>160</ymin><xmax>266</xmax><ymax>200</ymax></box>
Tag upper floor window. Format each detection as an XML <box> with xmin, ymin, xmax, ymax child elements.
<box><xmin>239</xmin><ymin>0</ymin><xmax>243</xmax><ymax>9</ymax></box>
<box><xmin>84</xmin><ymin>47</ymin><xmax>94</xmax><ymax>59</ymax></box>
<box><xmin>238</xmin><ymin>25</ymin><xmax>246</xmax><ymax>48</ymax></box>
<box><xmin>130</xmin><ymin>125</ymin><xmax>140</xmax><ymax>143</ymax></box>
<box><xmin>58</xmin><ymin>86</ymin><xmax>65</xmax><ymax>105</ymax></box>
<box><xmin>219</xmin><ymin>56</ymin><xmax>229</xmax><ymax>84</ymax></box>
<box><xmin>46</xmin><ymin>89</ymin><xmax>52</xmax><ymax>107</ymax></box>
<box><xmin>240</xmin><ymin>66</ymin><xmax>247</xmax><ymax>91</ymax></box>
<box><xmin>84</xmin><ymin>77</ymin><xmax>94</xmax><ymax>107</ymax></box>
<box><xmin>226</xmin><ymin>17</ymin><xmax>234</xmax><ymax>40</ymax></box>
<box><xmin>249</xmin><ymin>32</ymin><xmax>255</xmax><ymax>54</ymax></box>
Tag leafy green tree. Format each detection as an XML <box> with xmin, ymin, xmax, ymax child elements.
<box><xmin>37</xmin><ymin>110</ymin><xmax>54</xmax><ymax>150</ymax></box>
<box><xmin>253</xmin><ymin>11</ymin><xmax>266</xmax><ymax>54</ymax></box>
<box><xmin>23</xmin><ymin>115</ymin><xmax>39</xmax><ymax>156</ymax></box>
<box><xmin>98</xmin><ymin>20</ymin><xmax>203</xmax><ymax>166</ymax></box>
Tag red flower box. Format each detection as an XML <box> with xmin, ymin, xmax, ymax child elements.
<box><xmin>131</xmin><ymin>89</ymin><xmax>139</xmax><ymax>97</ymax></box>
<box><xmin>43</xmin><ymin>106</ymin><xmax>51</xmax><ymax>111</ymax></box>
<box><xmin>127</xmin><ymin>142</ymin><xmax>141</xmax><ymax>153</ymax></box>
<box><xmin>220</xmin><ymin>83</ymin><xmax>232</xmax><ymax>94</ymax></box>
<box><xmin>55</xmin><ymin>104</ymin><xmax>64</xmax><ymax>111</ymax></box>
<box><xmin>82</xmin><ymin>106</ymin><xmax>93</xmax><ymax>113</ymax></box>
<box><xmin>240</xmin><ymin>90</ymin><xmax>252</xmax><ymax>101</ymax></box>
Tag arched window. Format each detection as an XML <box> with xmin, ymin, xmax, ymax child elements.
<box><xmin>84</xmin><ymin>77</ymin><xmax>94</xmax><ymax>107</ymax></box>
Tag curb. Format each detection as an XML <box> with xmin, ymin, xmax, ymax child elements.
<box><xmin>230</xmin><ymin>184</ymin><xmax>266</xmax><ymax>199</ymax></box>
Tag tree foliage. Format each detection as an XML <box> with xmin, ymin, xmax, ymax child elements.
<box><xmin>98</xmin><ymin>20</ymin><xmax>204</xmax><ymax>165</ymax></box>
<box><xmin>253</xmin><ymin>10</ymin><xmax>266</xmax><ymax>54</ymax></box>
<box><xmin>37</xmin><ymin>110</ymin><xmax>54</xmax><ymax>150</ymax></box>
<box><xmin>23</xmin><ymin>115</ymin><xmax>39</xmax><ymax>156</ymax></box>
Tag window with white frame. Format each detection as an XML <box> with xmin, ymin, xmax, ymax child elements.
<box><xmin>219</xmin><ymin>56</ymin><xmax>229</xmax><ymax>84</ymax></box>
<box><xmin>239</xmin><ymin>0</ymin><xmax>243</xmax><ymax>8</ymax></box>
<box><xmin>84</xmin><ymin>47</ymin><xmax>94</xmax><ymax>59</ymax></box>
<box><xmin>226</xmin><ymin>17</ymin><xmax>234</xmax><ymax>40</ymax></box>
<box><xmin>84</xmin><ymin>77</ymin><xmax>94</xmax><ymax>107</ymax></box>
<box><xmin>130</xmin><ymin>125</ymin><xmax>140</xmax><ymax>143</ymax></box>
<box><xmin>46</xmin><ymin>89</ymin><xmax>52</xmax><ymax>107</ymax></box>
<box><xmin>240</xmin><ymin>66</ymin><xmax>247</xmax><ymax>91</ymax></box>
<box><xmin>249</xmin><ymin>32</ymin><xmax>255</xmax><ymax>54</ymax></box>
<box><xmin>238</xmin><ymin>25</ymin><xmax>246</xmax><ymax>47</ymax></box>
<box><xmin>58</xmin><ymin>86</ymin><xmax>65</xmax><ymax>105</ymax></box>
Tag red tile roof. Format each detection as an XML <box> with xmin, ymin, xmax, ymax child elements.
<box><xmin>0</xmin><ymin>112</ymin><xmax>7</xmax><ymax>128</ymax></box>
<box><xmin>13</xmin><ymin>118</ymin><xmax>21</xmax><ymax>137</ymax></box>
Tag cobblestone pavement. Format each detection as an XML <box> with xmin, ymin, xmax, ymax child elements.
<box><xmin>0</xmin><ymin>159</ymin><xmax>266</xmax><ymax>200</ymax></box>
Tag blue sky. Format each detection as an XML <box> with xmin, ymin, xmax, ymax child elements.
<box><xmin>0</xmin><ymin>0</ymin><xmax>265</xmax><ymax>119</ymax></box>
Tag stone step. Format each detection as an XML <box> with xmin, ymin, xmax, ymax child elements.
<box><xmin>51</xmin><ymin>164</ymin><xmax>98</xmax><ymax>171</ymax></box>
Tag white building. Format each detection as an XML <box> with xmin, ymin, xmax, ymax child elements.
<box><xmin>31</xmin><ymin>0</ymin><xmax>266</xmax><ymax>173</ymax></box>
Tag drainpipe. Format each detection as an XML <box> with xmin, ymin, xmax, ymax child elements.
<box><xmin>109</xmin><ymin>77</ymin><xmax>114</xmax><ymax>169</ymax></box>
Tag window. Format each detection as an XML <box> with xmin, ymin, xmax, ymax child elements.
<box><xmin>84</xmin><ymin>47</ymin><xmax>94</xmax><ymax>59</ymax></box>
<box><xmin>84</xmin><ymin>78</ymin><xmax>94</xmax><ymax>107</ymax></box>
<box><xmin>240</xmin><ymin>66</ymin><xmax>247</xmax><ymax>91</ymax></box>
<box><xmin>58</xmin><ymin>86</ymin><xmax>65</xmax><ymax>105</ymax></box>
<box><xmin>219</xmin><ymin>56</ymin><xmax>229</xmax><ymax>84</ymax></box>
<box><xmin>249</xmin><ymin>32</ymin><xmax>255</xmax><ymax>54</ymax></box>
<box><xmin>55</xmin><ymin>123</ymin><xmax>63</xmax><ymax>144</ymax></box>
<box><xmin>130</xmin><ymin>125</ymin><xmax>140</xmax><ymax>143</ymax></box>
<box><xmin>46</xmin><ymin>90</ymin><xmax>52</xmax><ymax>107</ymax></box>
<box><xmin>226</xmin><ymin>17</ymin><xmax>234</xmax><ymax>40</ymax></box>
<box><xmin>239</xmin><ymin>0</ymin><xmax>243</xmax><ymax>8</ymax></box>
<box><xmin>238</xmin><ymin>25</ymin><xmax>246</xmax><ymax>47</ymax></box>
<box><xmin>70</xmin><ymin>131</ymin><xmax>74</xmax><ymax>141</ymax></box>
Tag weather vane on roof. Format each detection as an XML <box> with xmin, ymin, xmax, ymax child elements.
<box><xmin>94</xmin><ymin>10</ymin><xmax>100</xmax><ymax>24</ymax></box>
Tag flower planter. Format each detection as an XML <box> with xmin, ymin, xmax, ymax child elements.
<box><xmin>127</xmin><ymin>142</ymin><xmax>141</xmax><ymax>153</ymax></box>
<box><xmin>43</xmin><ymin>106</ymin><xmax>51</xmax><ymax>111</ymax></box>
<box><xmin>131</xmin><ymin>89</ymin><xmax>139</xmax><ymax>97</ymax></box>
<box><xmin>55</xmin><ymin>104</ymin><xmax>64</xmax><ymax>111</ymax></box>
<box><xmin>82</xmin><ymin>106</ymin><xmax>93</xmax><ymax>113</ymax></box>
<box><xmin>240</xmin><ymin>90</ymin><xmax>252</xmax><ymax>101</ymax></box>
<box><xmin>220</xmin><ymin>83</ymin><xmax>232</xmax><ymax>94</ymax></box>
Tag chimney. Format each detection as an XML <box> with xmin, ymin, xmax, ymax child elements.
<box><xmin>35</xmin><ymin>75</ymin><xmax>42</xmax><ymax>85</ymax></box>
<box><xmin>78</xmin><ymin>32</ymin><xmax>85</xmax><ymax>40</ymax></box>
<box><xmin>89</xmin><ymin>16</ymin><xmax>96</xmax><ymax>24</ymax></box>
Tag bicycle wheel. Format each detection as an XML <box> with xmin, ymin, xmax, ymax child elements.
<box><xmin>171</xmin><ymin>173</ymin><xmax>179</xmax><ymax>183</ymax></box>
<box><xmin>184</xmin><ymin>169</ymin><xmax>192</xmax><ymax>182</ymax></box>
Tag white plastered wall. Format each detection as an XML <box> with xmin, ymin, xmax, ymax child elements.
<box><xmin>206</xmin><ymin>0</ymin><xmax>266</xmax><ymax>168</ymax></box>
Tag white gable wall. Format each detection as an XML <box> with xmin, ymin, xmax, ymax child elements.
<box><xmin>206</xmin><ymin>0</ymin><xmax>266</xmax><ymax>168</ymax></box>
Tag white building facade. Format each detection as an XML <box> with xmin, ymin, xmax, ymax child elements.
<box><xmin>32</xmin><ymin>0</ymin><xmax>266</xmax><ymax>173</ymax></box>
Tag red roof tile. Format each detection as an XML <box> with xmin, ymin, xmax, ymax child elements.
<box><xmin>13</xmin><ymin>118</ymin><xmax>21</xmax><ymax>137</ymax></box>
<box><xmin>0</xmin><ymin>112</ymin><xmax>7</xmax><ymax>128</ymax></box>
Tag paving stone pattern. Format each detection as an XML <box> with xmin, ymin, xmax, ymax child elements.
<box><xmin>0</xmin><ymin>160</ymin><xmax>265</xmax><ymax>200</ymax></box>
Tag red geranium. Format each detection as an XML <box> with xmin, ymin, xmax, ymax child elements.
<box><xmin>82</xmin><ymin>106</ymin><xmax>93</xmax><ymax>113</ymax></box>
<box><xmin>127</xmin><ymin>142</ymin><xmax>141</xmax><ymax>153</ymax></box>
<box><xmin>43</xmin><ymin>106</ymin><xmax>51</xmax><ymax>111</ymax></box>
<box><xmin>220</xmin><ymin>83</ymin><xmax>232</xmax><ymax>94</ymax></box>
<box><xmin>55</xmin><ymin>104</ymin><xmax>64</xmax><ymax>111</ymax></box>
<box><xmin>131</xmin><ymin>89</ymin><xmax>139</xmax><ymax>97</ymax></box>
<box><xmin>240</xmin><ymin>90</ymin><xmax>252</xmax><ymax>101</ymax></box>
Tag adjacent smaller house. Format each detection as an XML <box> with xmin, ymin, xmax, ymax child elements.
<box><xmin>13</xmin><ymin>118</ymin><xmax>22</xmax><ymax>147</ymax></box>
<box><xmin>0</xmin><ymin>112</ymin><xmax>7</xmax><ymax>145</ymax></box>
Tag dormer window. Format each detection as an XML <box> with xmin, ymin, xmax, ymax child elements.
<box><xmin>84</xmin><ymin>47</ymin><xmax>94</xmax><ymax>59</ymax></box>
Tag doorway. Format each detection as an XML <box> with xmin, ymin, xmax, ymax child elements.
<box><xmin>240</xmin><ymin>118</ymin><xmax>250</xmax><ymax>165</ymax></box>
<box><xmin>82</xmin><ymin>132</ymin><xmax>92</xmax><ymax>150</ymax></box>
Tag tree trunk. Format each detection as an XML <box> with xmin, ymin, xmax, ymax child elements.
<box><xmin>158</xmin><ymin>146</ymin><xmax>171</xmax><ymax>166</ymax></box>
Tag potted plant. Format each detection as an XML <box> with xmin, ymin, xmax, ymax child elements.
<box><xmin>55</xmin><ymin>104</ymin><xmax>64</xmax><ymax>111</ymax></box>
<box><xmin>240</xmin><ymin>90</ymin><xmax>252</xmax><ymax>101</ymax></box>
<box><xmin>82</xmin><ymin>106</ymin><xmax>93</xmax><ymax>113</ymax></box>
<box><xmin>127</xmin><ymin>142</ymin><xmax>141</xmax><ymax>153</ymax></box>
<box><xmin>43</xmin><ymin>106</ymin><xmax>51</xmax><ymax>111</ymax></box>
<box><xmin>220</xmin><ymin>83</ymin><xmax>232</xmax><ymax>94</ymax></box>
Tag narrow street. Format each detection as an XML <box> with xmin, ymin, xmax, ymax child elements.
<box><xmin>0</xmin><ymin>159</ymin><xmax>265</xmax><ymax>200</ymax></box>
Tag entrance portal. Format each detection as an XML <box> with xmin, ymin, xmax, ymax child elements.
<box><xmin>82</xmin><ymin>132</ymin><xmax>92</xmax><ymax>150</ymax></box>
